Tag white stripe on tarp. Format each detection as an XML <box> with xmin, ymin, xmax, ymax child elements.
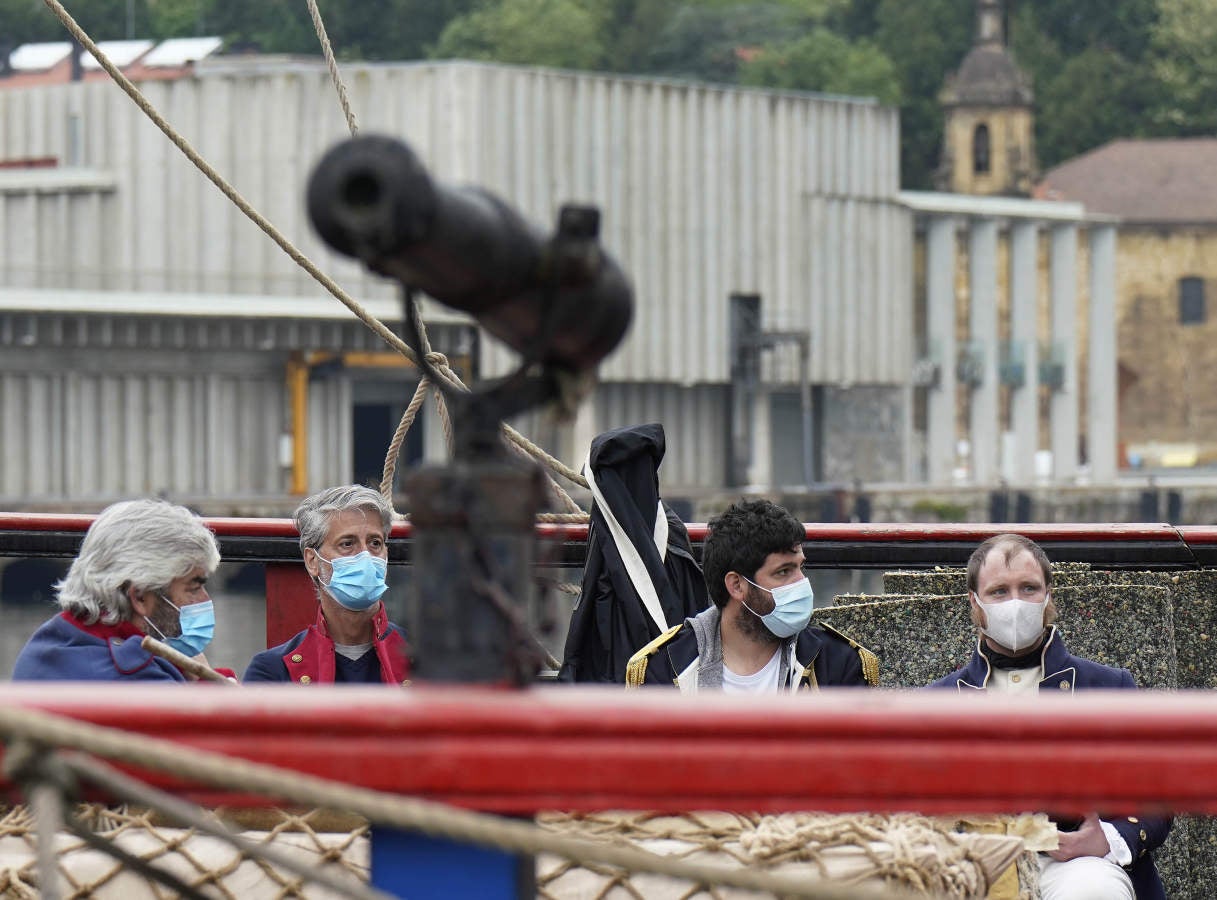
<box><xmin>584</xmin><ymin>453</ymin><xmax>669</xmax><ymax>635</ymax></box>
<box><xmin>653</xmin><ymin>500</ymin><xmax>669</xmax><ymax>563</ymax></box>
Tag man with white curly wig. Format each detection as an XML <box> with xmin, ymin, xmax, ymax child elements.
<box><xmin>12</xmin><ymin>498</ymin><xmax>223</xmax><ymax>682</ymax></box>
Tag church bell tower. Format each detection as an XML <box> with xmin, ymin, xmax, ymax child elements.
<box><xmin>938</xmin><ymin>0</ymin><xmax>1036</xmax><ymax>195</ymax></box>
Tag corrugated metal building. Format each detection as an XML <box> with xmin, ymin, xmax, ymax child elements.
<box><xmin>0</xmin><ymin>59</ymin><xmax>913</xmax><ymax>508</ymax></box>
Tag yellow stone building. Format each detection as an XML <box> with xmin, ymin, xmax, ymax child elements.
<box><xmin>1038</xmin><ymin>139</ymin><xmax>1217</xmax><ymax>465</ymax></box>
<box><xmin>936</xmin><ymin>0</ymin><xmax>1217</xmax><ymax>472</ymax></box>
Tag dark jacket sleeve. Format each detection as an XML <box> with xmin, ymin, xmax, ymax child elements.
<box><xmin>1105</xmin><ymin>664</ymin><xmax>1172</xmax><ymax>875</ymax></box>
<box><xmin>242</xmin><ymin>649</ymin><xmax>288</xmax><ymax>683</ymax></box>
<box><xmin>1109</xmin><ymin>814</ymin><xmax>1171</xmax><ymax>864</ymax></box>
<box><xmin>812</xmin><ymin>635</ymin><xmax>871</xmax><ymax>687</ymax></box>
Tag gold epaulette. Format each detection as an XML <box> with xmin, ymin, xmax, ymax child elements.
<box><xmin>624</xmin><ymin>623</ymin><xmax>685</xmax><ymax>689</ymax></box>
<box><xmin>818</xmin><ymin>622</ymin><xmax>881</xmax><ymax>687</ymax></box>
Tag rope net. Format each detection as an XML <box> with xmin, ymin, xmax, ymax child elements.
<box><xmin>536</xmin><ymin>811</ymin><xmax>1042</xmax><ymax>900</ymax></box>
<box><xmin>0</xmin><ymin>804</ymin><xmax>1043</xmax><ymax>899</ymax></box>
<box><xmin>0</xmin><ymin>804</ymin><xmax>369</xmax><ymax>899</ymax></box>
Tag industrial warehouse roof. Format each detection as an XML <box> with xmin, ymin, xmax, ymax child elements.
<box><xmin>2</xmin><ymin>36</ymin><xmax>222</xmax><ymax>87</ymax></box>
<box><xmin>0</xmin><ymin>287</ymin><xmax>470</xmax><ymax>325</ymax></box>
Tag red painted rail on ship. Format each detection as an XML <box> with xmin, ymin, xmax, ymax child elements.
<box><xmin>6</xmin><ymin>513</ymin><xmax>1216</xmax><ymax>642</ymax></box>
<box><xmin>1</xmin><ymin>512</ymin><xmax>1207</xmax><ymax>545</ymax></box>
<box><xmin>0</xmin><ymin>685</ymin><xmax>1207</xmax><ymax>817</ymax></box>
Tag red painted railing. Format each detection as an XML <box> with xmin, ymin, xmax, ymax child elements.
<box><xmin>0</xmin><ymin>685</ymin><xmax>1207</xmax><ymax>816</ymax></box>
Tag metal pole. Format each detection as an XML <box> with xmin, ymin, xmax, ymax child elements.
<box><xmin>799</xmin><ymin>333</ymin><xmax>814</xmax><ymax>488</ymax></box>
<box><xmin>30</xmin><ymin>782</ymin><xmax>63</xmax><ymax>900</ymax></box>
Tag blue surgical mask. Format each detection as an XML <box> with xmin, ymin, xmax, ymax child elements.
<box><xmin>318</xmin><ymin>550</ymin><xmax>388</xmax><ymax>612</ymax></box>
<box><xmin>148</xmin><ymin>595</ymin><xmax>216</xmax><ymax>657</ymax></box>
<box><xmin>740</xmin><ymin>574</ymin><xmax>814</xmax><ymax>638</ymax></box>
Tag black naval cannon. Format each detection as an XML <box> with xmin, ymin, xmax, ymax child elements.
<box><xmin>307</xmin><ymin>134</ymin><xmax>633</xmax><ymax>686</ymax></box>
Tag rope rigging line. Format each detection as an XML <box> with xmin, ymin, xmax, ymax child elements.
<box><xmin>0</xmin><ymin>706</ymin><xmax>915</xmax><ymax>900</ymax></box>
<box><xmin>304</xmin><ymin>0</ymin><xmax>360</xmax><ymax>138</ymax></box>
<box><xmin>39</xmin><ymin>0</ymin><xmax>592</xmax><ymax>519</ymax></box>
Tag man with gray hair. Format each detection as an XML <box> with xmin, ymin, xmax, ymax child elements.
<box><xmin>243</xmin><ymin>485</ymin><xmax>409</xmax><ymax>684</ymax></box>
<box><xmin>12</xmin><ymin>499</ymin><xmax>223</xmax><ymax>682</ymax></box>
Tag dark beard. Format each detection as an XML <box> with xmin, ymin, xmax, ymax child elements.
<box><xmin>144</xmin><ymin>598</ymin><xmax>182</xmax><ymax>639</ymax></box>
<box><xmin>735</xmin><ymin>590</ymin><xmax>780</xmax><ymax>644</ymax></box>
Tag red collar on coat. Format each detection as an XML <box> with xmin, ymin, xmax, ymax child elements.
<box><xmin>281</xmin><ymin>604</ymin><xmax>410</xmax><ymax>685</ymax></box>
<box><xmin>61</xmin><ymin>610</ymin><xmax>144</xmax><ymax>641</ymax></box>
<box><xmin>62</xmin><ymin>611</ymin><xmax>236</xmax><ymax>681</ymax></box>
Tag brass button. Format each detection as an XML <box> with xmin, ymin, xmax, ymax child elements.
<box><xmin>1058</xmin><ymin>680</ymin><xmax>1070</xmax><ymax>690</ymax></box>
<box><xmin>299</xmin><ymin>675</ymin><xmax>312</xmax><ymax>684</ymax></box>
<box><xmin>1139</xmin><ymin>849</ymin><xmax>1147</xmax><ymax>858</ymax></box>
<box><xmin>1128</xmin><ymin>817</ymin><xmax>1139</xmax><ymax>824</ymax></box>
<box><xmin>291</xmin><ymin>653</ymin><xmax>303</xmax><ymax>663</ymax></box>
<box><xmin>401</xmin><ymin>679</ymin><xmax>412</xmax><ymax>687</ymax></box>
<box><xmin>1011</xmin><ymin>674</ymin><xmax>1021</xmax><ymax>683</ymax></box>
<box><xmin>1140</xmin><ymin>829</ymin><xmax>1147</xmax><ymax>841</ymax></box>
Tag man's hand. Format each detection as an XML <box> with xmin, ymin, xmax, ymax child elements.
<box><xmin>1048</xmin><ymin>813</ymin><xmax>1110</xmax><ymax>861</ymax></box>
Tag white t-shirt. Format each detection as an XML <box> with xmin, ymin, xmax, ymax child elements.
<box><xmin>722</xmin><ymin>647</ymin><xmax>783</xmax><ymax>694</ymax></box>
<box><xmin>333</xmin><ymin>641</ymin><xmax>372</xmax><ymax>661</ymax></box>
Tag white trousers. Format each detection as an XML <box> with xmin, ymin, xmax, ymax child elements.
<box><xmin>1038</xmin><ymin>854</ymin><xmax>1135</xmax><ymax>900</ymax></box>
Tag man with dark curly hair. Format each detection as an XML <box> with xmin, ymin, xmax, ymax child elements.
<box><xmin>625</xmin><ymin>498</ymin><xmax>876</xmax><ymax>691</ymax></box>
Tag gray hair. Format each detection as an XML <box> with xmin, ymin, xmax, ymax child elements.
<box><xmin>294</xmin><ymin>485</ymin><xmax>393</xmax><ymax>554</ymax></box>
<box><xmin>56</xmin><ymin>499</ymin><xmax>221</xmax><ymax>624</ymax></box>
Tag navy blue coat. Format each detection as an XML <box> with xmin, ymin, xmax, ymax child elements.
<box><xmin>930</xmin><ymin>626</ymin><xmax>1170</xmax><ymax>900</ymax></box>
<box><xmin>12</xmin><ymin>612</ymin><xmax>184</xmax><ymax>682</ymax></box>
<box><xmin>627</xmin><ymin>615</ymin><xmax>878</xmax><ymax>690</ymax></box>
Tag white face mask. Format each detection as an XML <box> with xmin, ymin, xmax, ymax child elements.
<box><xmin>975</xmin><ymin>592</ymin><xmax>1047</xmax><ymax>653</ymax></box>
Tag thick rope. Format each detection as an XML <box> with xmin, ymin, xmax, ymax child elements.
<box><xmin>0</xmin><ymin>706</ymin><xmax>911</xmax><ymax>900</ymax></box>
<box><xmin>304</xmin><ymin>0</ymin><xmax>359</xmax><ymax>137</ymax></box>
<box><xmin>380</xmin><ymin>377</ymin><xmax>431</xmax><ymax>500</ymax></box>
<box><xmin>432</xmin><ymin>381</ymin><xmax>456</xmax><ymax>456</ymax></box>
<box><xmin>40</xmin><ymin>0</ymin><xmax>590</xmax><ymax>506</ymax></box>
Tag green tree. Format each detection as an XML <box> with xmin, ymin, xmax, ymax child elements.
<box><xmin>870</xmin><ymin>0</ymin><xmax>971</xmax><ymax>189</ymax></box>
<box><xmin>740</xmin><ymin>27</ymin><xmax>899</xmax><ymax>105</ymax></box>
<box><xmin>641</xmin><ymin>2</ymin><xmax>810</xmax><ymax>83</ymax></box>
<box><xmin>431</xmin><ymin>0</ymin><xmax>605</xmax><ymax>69</ymax></box>
<box><xmin>1007</xmin><ymin>0</ymin><xmax>1173</xmax><ymax>169</ymax></box>
<box><xmin>201</xmin><ymin>0</ymin><xmax>316</xmax><ymax>53</ymax></box>
<box><xmin>147</xmin><ymin>0</ymin><xmax>211</xmax><ymax>38</ymax></box>
<box><xmin>191</xmin><ymin>0</ymin><xmax>478</xmax><ymax>59</ymax></box>
<box><xmin>1</xmin><ymin>0</ymin><xmax>155</xmax><ymax>43</ymax></box>
<box><xmin>1035</xmin><ymin>46</ymin><xmax>1164</xmax><ymax>167</ymax></box>
<box><xmin>1151</xmin><ymin>0</ymin><xmax>1217</xmax><ymax>133</ymax></box>
<box><xmin>585</xmin><ymin>0</ymin><xmax>678</xmax><ymax>72</ymax></box>
<box><xmin>1013</xmin><ymin>0</ymin><xmax>1159</xmax><ymax>62</ymax></box>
